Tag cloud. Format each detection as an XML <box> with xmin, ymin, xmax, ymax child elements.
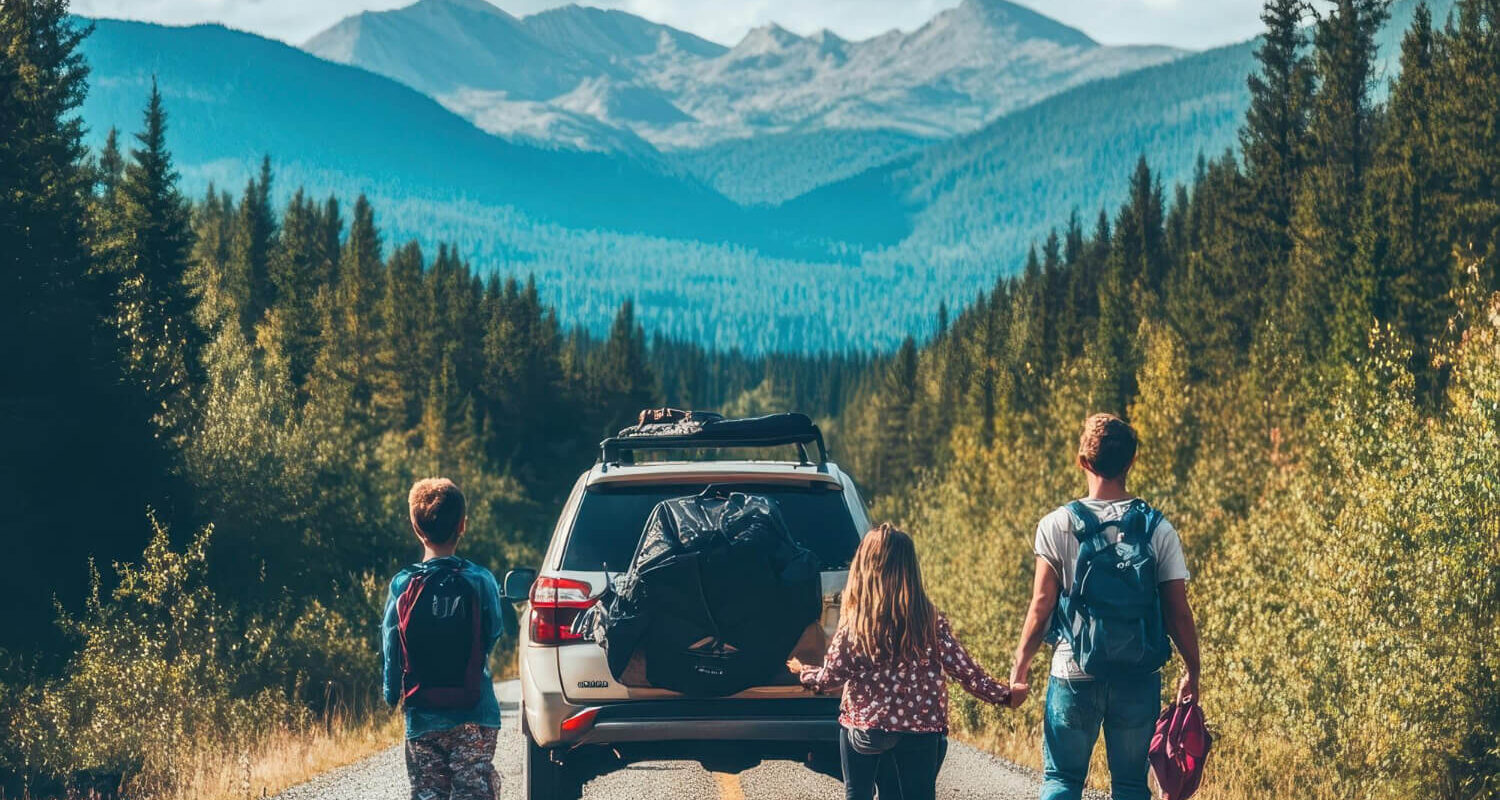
<box><xmin>70</xmin><ymin>0</ymin><xmax>1268</xmax><ymax>50</ymax></box>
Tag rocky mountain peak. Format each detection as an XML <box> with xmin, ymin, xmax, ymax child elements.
<box><xmin>936</xmin><ymin>0</ymin><xmax>1097</xmax><ymax>48</ymax></box>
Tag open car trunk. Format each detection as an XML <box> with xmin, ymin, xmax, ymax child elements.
<box><xmin>559</xmin><ymin>571</ymin><xmax>845</xmax><ymax>703</ymax></box>
<box><xmin>554</xmin><ymin>479</ymin><xmax>858</xmax><ymax>704</ymax></box>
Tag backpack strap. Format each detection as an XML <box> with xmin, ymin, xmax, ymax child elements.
<box><xmin>1064</xmin><ymin>500</ymin><xmax>1101</xmax><ymax>544</ymax></box>
<box><xmin>1119</xmin><ymin>499</ymin><xmax>1165</xmax><ymax>547</ymax></box>
<box><xmin>1050</xmin><ymin>502</ymin><xmax>1099</xmax><ymax>651</ymax></box>
<box><xmin>1064</xmin><ymin>500</ymin><xmax>1114</xmax><ymax>577</ymax></box>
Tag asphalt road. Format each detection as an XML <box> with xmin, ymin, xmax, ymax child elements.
<box><xmin>274</xmin><ymin>682</ymin><xmax>1051</xmax><ymax>800</ymax></box>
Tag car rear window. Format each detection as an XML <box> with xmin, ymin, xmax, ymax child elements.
<box><xmin>560</xmin><ymin>482</ymin><xmax>860</xmax><ymax>571</ymax></box>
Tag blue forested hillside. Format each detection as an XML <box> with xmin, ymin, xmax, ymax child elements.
<box><xmin>823</xmin><ymin>39</ymin><xmax>1250</xmax><ymax>260</ymax></box>
<box><xmin>668</xmin><ymin>128</ymin><xmax>936</xmax><ymax>206</ymax></box>
<box><xmin>778</xmin><ymin>0</ymin><xmax>1450</xmax><ymax>275</ymax></box>
<box><xmin>78</xmin><ymin>19</ymin><xmax>740</xmax><ymax>241</ymax></box>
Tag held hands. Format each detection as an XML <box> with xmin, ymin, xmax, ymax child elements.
<box><xmin>1007</xmin><ymin>661</ymin><xmax>1030</xmax><ymax>708</ymax></box>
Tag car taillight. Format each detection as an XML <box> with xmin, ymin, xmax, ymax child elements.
<box><xmin>529</xmin><ymin>576</ymin><xmax>594</xmax><ymax>645</ymax></box>
<box><xmin>560</xmin><ymin>706</ymin><xmax>601</xmax><ymax>735</ymax></box>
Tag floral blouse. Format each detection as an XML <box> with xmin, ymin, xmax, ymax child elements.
<box><xmin>799</xmin><ymin>612</ymin><xmax>1009</xmax><ymax>733</ymax></box>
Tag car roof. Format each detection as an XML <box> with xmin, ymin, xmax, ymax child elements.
<box><xmin>585</xmin><ymin>460</ymin><xmax>846</xmax><ymax>488</ymax></box>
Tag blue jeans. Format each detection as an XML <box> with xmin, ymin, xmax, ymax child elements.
<box><xmin>1040</xmin><ymin>672</ymin><xmax>1161</xmax><ymax>800</ymax></box>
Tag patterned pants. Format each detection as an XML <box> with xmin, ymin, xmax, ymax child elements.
<box><xmin>404</xmin><ymin>723</ymin><xmax>501</xmax><ymax>800</ymax></box>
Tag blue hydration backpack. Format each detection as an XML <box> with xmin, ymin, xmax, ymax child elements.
<box><xmin>1050</xmin><ymin>499</ymin><xmax>1173</xmax><ymax>676</ymax></box>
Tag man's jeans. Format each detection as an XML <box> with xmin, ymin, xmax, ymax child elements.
<box><xmin>1040</xmin><ymin>672</ymin><xmax>1161</xmax><ymax>800</ymax></box>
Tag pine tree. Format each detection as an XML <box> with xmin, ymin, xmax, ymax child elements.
<box><xmin>0</xmin><ymin>0</ymin><xmax>166</xmax><ymax>650</ymax></box>
<box><xmin>106</xmin><ymin>80</ymin><xmax>200</xmax><ymax>430</ymax></box>
<box><xmin>1041</xmin><ymin>228</ymin><xmax>1065</xmax><ymax>370</ymax></box>
<box><xmin>481</xmin><ymin>275</ymin><xmax>568</xmax><ymax>469</ymax></box>
<box><xmin>96</xmin><ymin>127</ymin><xmax>124</xmax><ymax>206</ymax></box>
<box><xmin>963</xmin><ymin>284</ymin><xmax>1011</xmax><ymax>443</ymax></box>
<box><xmin>1002</xmin><ymin>247</ymin><xmax>1046</xmax><ymax>411</ymax></box>
<box><xmin>480</xmin><ymin>277</ymin><xmax>524</xmax><ymax>462</ymax></box>
<box><xmin>1058</xmin><ymin>209</ymin><xmax>1090</xmax><ymax>359</ymax></box>
<box><xmin>1166</xmin><ymin>181</ymin><xmax>1192</xmax><ymax>268</ymax></box>
<box><xmin>266</xmin><ymin>190</ymin><xmax>325</xmax><ymax>388</ymax></box>
<box><xmin>186</xmin><ymin>186</ymin><xmax>237</xmax><ymax>330</ymax></box>
<box><xmin>1096</xmin><ymin>158</ymin><xmax>1166</xmax><ymax>409</ymax></box>
<box><xmin>1432</xmin><ymin>0</ymin><xmax>1500</xmax><ymax>288</ymax></box>
<box><xmin>1095</xmin><ymin>259</ymin><xmax>1135</xmax><ymax>413</ymax></box>
<box><xmin>1288</xmin><ymin>0</ymin><xmax>1389</xmax><ymax>362</ymax></box>
<box><xmin>317</xmin><ymin>195</ymin><xmax>342</xmax><ymax>284</ymax></box>
<box><xmin>90</xmin><ymin>127</ymin><xmax>127</xmax><ymax>291</ymax></box>
<box><xmin>231</xmin><ymin>155</ymin><xmax>276</xmax><ymax>338</ymax></box>
<box><xmin>1</xmin><ymin>0</ymin><xmax>94</xmax><ymax>340</ymax></box>
<box><xmin>426</xmin><ymin>244</ymin><xmax>484</xmax><ymax>398</ymax></box>
<box><xmin>375</xmin><ymin>240</ymin><xmax>426</xmax><ymax>430</ymax></box>
<box><xmin>1363</xmin><ymin>3</ymin><xmax>1451</xmax><ymax>397</ymax></box>
<box><xmin>869</xmin><ymin>336</ymin><xmax>919</xmax><ymax>492</ymax></box>
<box><xmin>419</xmin><ymin>351</ymin><xmax>462</xmax><ymax>459</ymax></box>
<box><xmin>1062</xmin><ymin>210</ymin><xmax>1109</xmax><ymax>362</ymax></box>
<box><xmin>1240</xmin><ymin>0</ymin><xmax>1315</xmax><ymax>304</ymax></box>
<box><xmin>313</xmin><ymin>194</ymin><xmax>384</xmax><ymax>415</ymax></box>
<box><xmin>1168</xmin><ymin>152</ymin><xmax>1254</xmax><ymax>374</ymax></box>
<box><xmin>1119</xmin><ymin>156</ymin><xmax>1170</xmax><ymax>301</ymax></box>
<box><xmin>597</xmin><ymin>300</ymin><xmax>656</xmax><ymax>434</ymax></box>
<box><xmin>340</xmin><ymin>195</ymin><xmax>383</xmax><ymax>327</ymax></box>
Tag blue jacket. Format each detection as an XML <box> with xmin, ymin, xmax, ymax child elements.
<box><xmin>382</xmin><ymin>555</ymin><xmax>504</xmax><ymax>739</ymax></box>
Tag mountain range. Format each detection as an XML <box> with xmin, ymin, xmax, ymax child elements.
<box><xmin>305</xmin><ymin>0</ymin><xmax>1181</xmax><ymax>147</ymax></box>
<box><xmin>303</xmin><ymin>0</ymin><xmax>1183</xmax><ymax>201</ymax></box>
<box><xmin>74</xmin><ymin>0</ymin><xmax>1451</xmax><ymax>352</ymax></box>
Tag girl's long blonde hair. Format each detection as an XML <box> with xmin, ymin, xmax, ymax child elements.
<box><xmin>840</xmin><ymin>522</ymin><xmax>938</xmax><ymax>663</ymax></box>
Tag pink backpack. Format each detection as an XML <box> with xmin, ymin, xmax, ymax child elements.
<box><xmin>1149</xmin><ymin>701</ymin><xmax>1211</xmax><ymax>800</ymax></box>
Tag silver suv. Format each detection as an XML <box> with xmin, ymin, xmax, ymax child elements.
<box><xmin>503</xmin><ymin>422</ymin><xmax>870</xmax><ymax>799</ymax></box>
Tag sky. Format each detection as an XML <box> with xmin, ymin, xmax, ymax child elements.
<box><xmin>71</xmin><ymin>0</ymin><xmax>1269</xmax><ymax>50</ymax></box>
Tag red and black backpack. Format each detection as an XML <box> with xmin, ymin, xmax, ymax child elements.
<box><xmin>396</xmin><ymin>560</ymin><xmax>485</xmax><ymax>709</ymax></box>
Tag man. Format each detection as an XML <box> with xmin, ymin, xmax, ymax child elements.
<box><xmin>1008</xmin><ymin>414</ymin><xmax>1202</xmax><ymax>800</ymax></box>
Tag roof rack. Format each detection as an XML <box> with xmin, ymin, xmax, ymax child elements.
<box><xmin>598</xmin><ymin>414</ymin><xmax>829</xmax><ymax>466</ymax></box>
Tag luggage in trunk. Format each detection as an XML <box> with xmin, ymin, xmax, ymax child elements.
<box><xmin>580</xmin><ymin>488</ymin><xmax>823</xmax><ymax>697</ymax></box>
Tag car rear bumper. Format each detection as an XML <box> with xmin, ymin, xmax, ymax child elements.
<box><xmin>568</xmin><ymin>697</ymin><xmax>842</xmax><ymax>746</ymax></box>
<box><xmin>526</xmin><ymin>671</ymin><xmax>843</xmax><ymax>748</ymax></box>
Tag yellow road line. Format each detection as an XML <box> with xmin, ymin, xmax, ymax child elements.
<box><xmin>713</xmin><ymin>771</ymin><xmax>745</xmax><ymax>800</ymax></box>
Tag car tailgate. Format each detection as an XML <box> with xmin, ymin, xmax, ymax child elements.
<box><xmin>559</xmin><ymin>569</ymin><xmax>846</xmax><ymax>704</ymax></box>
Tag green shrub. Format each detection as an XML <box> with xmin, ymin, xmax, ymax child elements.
<box><xmin>5</xmin><ymin>516</ymin><xmax>386</xmax><ymax>797</ymax></box>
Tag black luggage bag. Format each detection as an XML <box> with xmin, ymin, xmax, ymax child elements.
<box><xmin>583</xmin><ymin>488</ymin><xmax>822</xmax><ymax>697</ymax></box>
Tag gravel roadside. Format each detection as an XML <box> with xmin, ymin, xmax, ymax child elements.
<box><xmin>271</xmin><ymin>682</ymin><xmax>1084</xmax><ymax>800</ymax></box>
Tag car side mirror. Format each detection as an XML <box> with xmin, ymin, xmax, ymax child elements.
<box><xmin>503</xmin><ymin>567</ymin><xmax>537</xmax><ymax>602</ymax></box>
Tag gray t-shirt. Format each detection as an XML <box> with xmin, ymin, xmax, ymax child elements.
<box><xmin>1034</xmin><ymin>498</ymin><xmax>1189</xmax><ymax>680</ymax></box>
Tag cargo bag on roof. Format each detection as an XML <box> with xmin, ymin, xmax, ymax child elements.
<box><xmin>579</xmin><ymin>489</ymin><xmax>822</xmax><ymax>697</ymax></box>
<box><xmin>615</xmin><ymin>411</ymin><xmax>815</xmax><ymax>441</ymax></box>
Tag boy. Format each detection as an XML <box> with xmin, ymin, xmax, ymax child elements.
<box><xmin>383</xmin><ymin>478</ymin><xmax>505</xmax><ymax>800</ymax></box>
<box><xmin>1007</xmin><ymin>414</ymin><xmax>1202</xmax><ymax>800</ymax></box>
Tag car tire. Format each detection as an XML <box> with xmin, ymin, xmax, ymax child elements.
<box><xmin>524</xmin><ymin>733</ymin><xmax>580</xmax><ymax>800</ymax></box>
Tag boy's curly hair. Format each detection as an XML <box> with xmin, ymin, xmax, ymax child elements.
<box><xmin>408</xmin><ymin>478</ymin><xmax>466</xmax><ymax>544</ymax></box>
<box><xmin>1078</xmin><ymin>413</ymin><xmax>1137</xmax><ymax>479</ymax></box>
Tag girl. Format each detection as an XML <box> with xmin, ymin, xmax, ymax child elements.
<box><xmin>791</xmin><ymin>523</ymin><xmax>1021</xmax><ymax>800</ymax></box>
